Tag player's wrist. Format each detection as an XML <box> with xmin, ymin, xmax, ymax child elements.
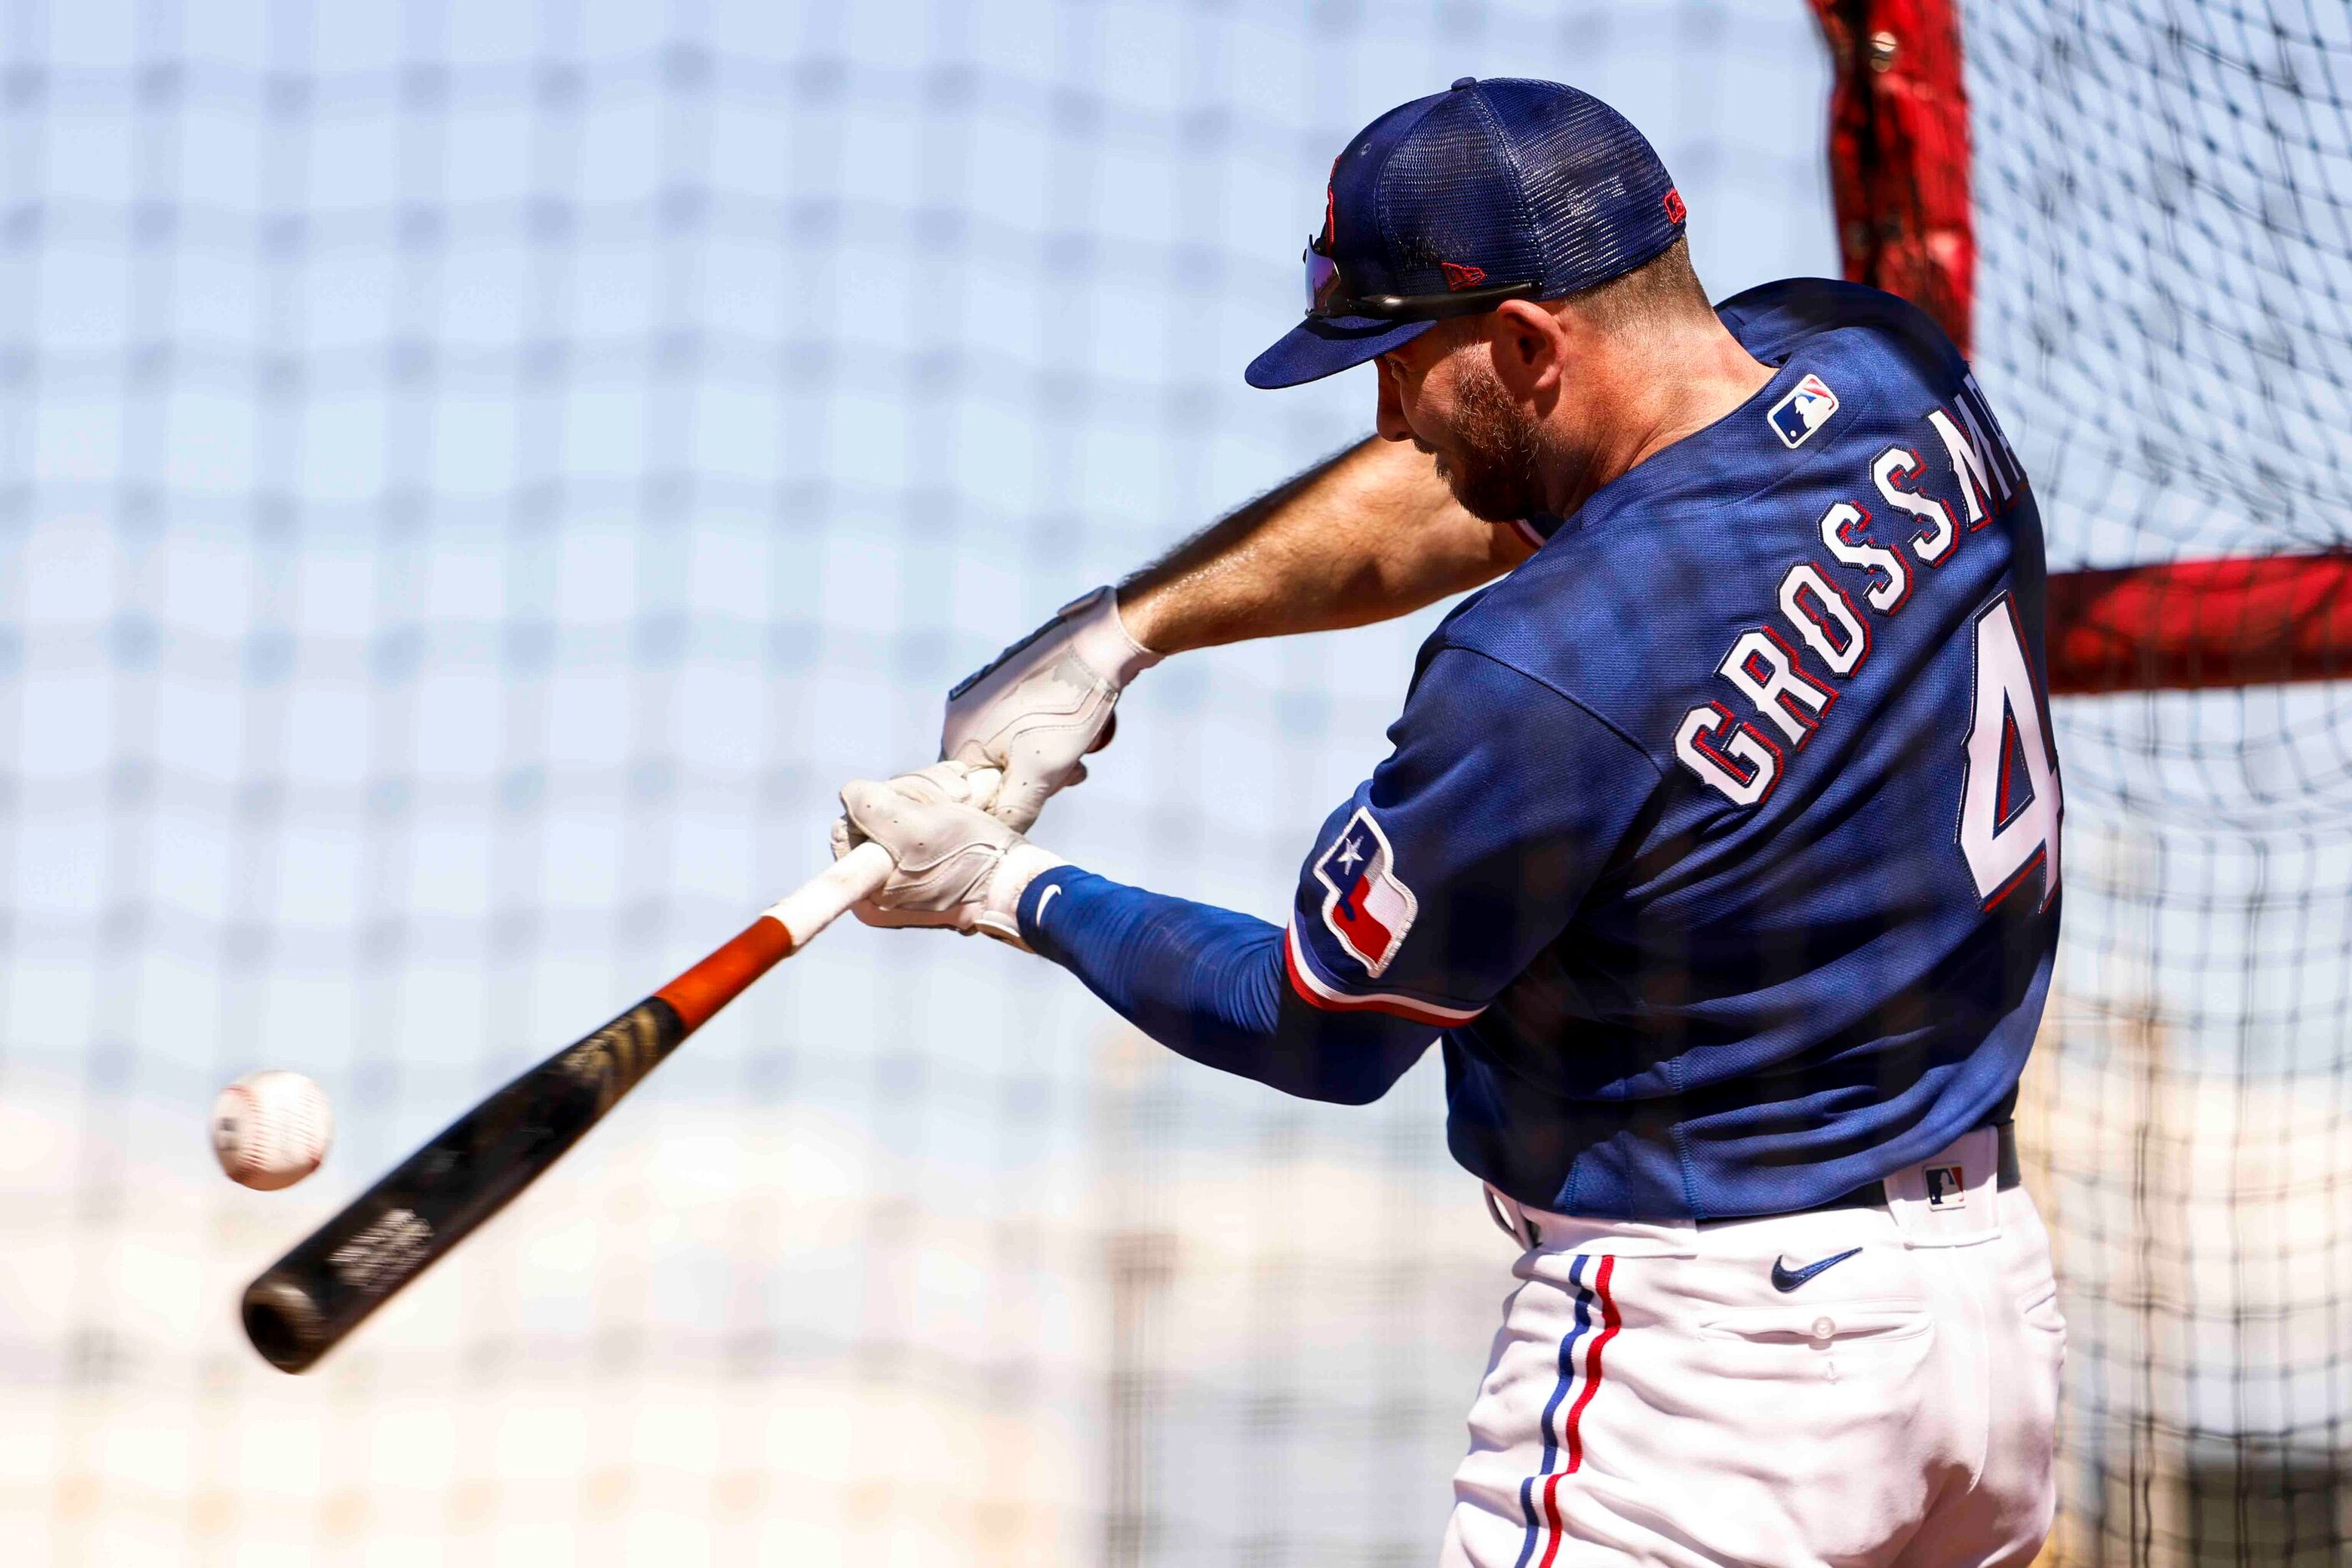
<box><xmin>1065</xmin><ymin>584</ymin><xmax>1162</xmax><ymax>688</ymax></box>
<box><xmin>974</xmin><ymin>842</ymin><xmax>1066</xmax><ymax>948</ymax></box>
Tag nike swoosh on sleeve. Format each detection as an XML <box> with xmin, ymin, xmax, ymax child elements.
<box><xmin>1034</xmin><ymin>884</ymin><xmax>1061</xmax><ymax>923</ymax></box>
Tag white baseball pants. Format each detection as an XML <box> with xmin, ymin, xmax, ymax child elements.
<box><xmin>1441</xmin><ymin>1128</ymin><xmax>2066</xmax><ymax>1567</ymax></box>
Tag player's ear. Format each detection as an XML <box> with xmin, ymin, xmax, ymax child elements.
<box><xmin>1373</xmin><ymin>355</ymin><xmax>1413</xmax><ymax>442</ymax></box>
<box><xmin>1487</xmin><ymin>299</ymin><xmax>1569</xmax><ymax>400</ymax></box>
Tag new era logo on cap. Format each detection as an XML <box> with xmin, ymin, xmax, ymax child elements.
<box><xmin>1768</xmin><ymin>372</ymin><xmax>1839</xmax><ymax>448</ymax></box>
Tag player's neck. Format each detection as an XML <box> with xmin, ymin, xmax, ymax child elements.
<box><xmin>1545</xmin><ymin>323</ymin><xmax>1777</xmax><ymax>513</ymax></box>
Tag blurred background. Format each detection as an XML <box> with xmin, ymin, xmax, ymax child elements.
<box><xmin>0</xmin><ymin>1</ymin><xmax>2344</xmax><ymax>1564</ymax></box>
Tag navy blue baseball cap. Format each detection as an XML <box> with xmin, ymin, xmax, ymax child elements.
<box><xmin>1246</xmin><ymin>77</ymin><xmax>1688</xmax><ymax>390</ymax></box>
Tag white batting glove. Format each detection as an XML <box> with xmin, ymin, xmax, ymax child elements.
<box><xmin>830</xmin><ymin>762</ymin><xmax>1065</xmax><ymax>947</ymax></box>
<box><xmin>940</xmin><ymin>585</ymin><xmax>1161</xmax><ymax>832</ymax></box>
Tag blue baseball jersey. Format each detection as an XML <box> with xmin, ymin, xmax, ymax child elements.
<box><xmin>1282</xmin><ymin>279</ymin><xmax>2061</xmax><ymax>1219</ymax></box>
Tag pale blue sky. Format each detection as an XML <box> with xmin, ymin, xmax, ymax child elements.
<box><xmin>0</xmin><ymin>0</ymin><xmax>1838</xmax><ymax>1145</ymax></box>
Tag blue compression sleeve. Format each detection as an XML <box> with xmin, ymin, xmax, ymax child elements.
<box><xmin>1017</xmin><ymin>866</ymin><xmax>1436</xmax><ymax>1105</ymax></box>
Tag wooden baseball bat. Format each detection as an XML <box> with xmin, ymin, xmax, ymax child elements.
<box><xmin>240</xmin><ymin>821</ymin><xmax>929</xmax><ymax>1374</ymax></box>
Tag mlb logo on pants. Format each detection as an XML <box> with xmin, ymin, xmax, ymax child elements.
<box><xmin>1924</xmin><ymin>1164</ymin><xmax>1966</xmax><ymax>1210</ymax></box>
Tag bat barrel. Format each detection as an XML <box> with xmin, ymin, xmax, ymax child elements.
<box><xmin>240</xmin><ymin>997</ymin><xmax>685</xmax><ymax>1373</ymax></box>
<box><xmin>243</xmin><ymin>1274</ymin><xmax>331</xmax><ymax>1373</ymax></box>
<box><xmin>233</xmin><ymin>840</ymin><xmax>900</xmax><ymax>1374</ymax></box>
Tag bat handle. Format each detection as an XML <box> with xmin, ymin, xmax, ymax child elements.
<box><xmin>767</xmin><ymin>762</ymin><xmax>1009</xmax><ymax>942</ymax></box>
<box><xmin>764</xmin><ymin>839</ymin><xmax>895</xmax><ymax>946</ymax></box>
<box><xmin>765</xmin><ymin>763</ymin><xmax>1004</xmax><ymax>943</ymax></box>
<box><xmin>654</xmin><ymin>765</ymin><xmax>1009</xmax><ymax>1032</ymax></box>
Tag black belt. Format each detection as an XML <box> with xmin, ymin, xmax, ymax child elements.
<box><xmin>1485</xmin><ymin>1123</ymin><xmax>2026</xmax><ymax>1247</ymax></box>
<box><xmin>1726</xmin><ymin>1121</ymin><xmax>2021</xmax><ymax>1223</ymax></box>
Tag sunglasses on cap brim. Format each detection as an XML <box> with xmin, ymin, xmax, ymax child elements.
<box><xmin>1304</xmin><ymin>235</ymin><xmax>1540</xmax><ymax>322</ymax></box>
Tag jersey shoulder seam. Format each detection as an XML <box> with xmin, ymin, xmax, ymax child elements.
<box><xmin>1427</xmin><ymin>641</ymin><xmax>1669</xmax><ymax>779</ymax></box>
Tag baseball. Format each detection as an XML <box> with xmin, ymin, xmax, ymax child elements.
<box><xmin>211</xmin><ymin>1070</ymin><xmax>334</xmax><ymax>1191</ymax></box>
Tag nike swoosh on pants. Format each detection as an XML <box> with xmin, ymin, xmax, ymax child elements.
<box><xmin>1770</xmin><ymin>1247</ymin><xmax>1862</xmax><ymax>1292</ymax></box>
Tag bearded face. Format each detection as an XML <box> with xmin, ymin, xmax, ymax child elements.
<box><xmin>1423</xmin><ymin>355</ymin><xmax>1550</xmax><ymax>524</ymax></box>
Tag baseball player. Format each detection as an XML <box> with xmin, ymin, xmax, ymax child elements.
<box><xmin>836</xmin><ymin>78</ymin><xmax>2066</xmax><ymax>1566</ymax></box>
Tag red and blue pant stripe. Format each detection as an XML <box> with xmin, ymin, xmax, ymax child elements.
<box><xmin>1510</xmin><ymin>1253</ymin><xmax>1621</xmax><ymax>1568</ymax></box>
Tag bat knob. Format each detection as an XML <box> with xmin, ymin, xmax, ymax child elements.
<box><xmin>242</xmin><ymin>1275</ymin><xmax>328</xmax><ymax>1374</ymax></box>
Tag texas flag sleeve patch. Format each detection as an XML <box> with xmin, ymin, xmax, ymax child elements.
<box><xmin>1310</xmin><ymin>807</ymin><xmax>1418</xmax><ymax>978</ymax></box>
<box><xmin>1287</xmin><ymin>804</ymin><xmax>1483</xmax><ymax>1025</ymax></box>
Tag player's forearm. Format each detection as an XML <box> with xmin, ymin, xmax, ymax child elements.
<box><xmin>937</xmin><ymin>441</ymin><xmax>1528</xmax><ymax>830</ymax></box>
<box><xmin>1016</xmin><ymin>866</ymin><xmax>1434</xmax><ymax>1104</ymax></box>
<box><xmin>1115</xmin><ymin>437</ymin><xmax>1533</xmax><ymax>655</ymax></box>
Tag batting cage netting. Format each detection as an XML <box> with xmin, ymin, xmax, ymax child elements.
<box><xmin>1961</xmin><ymin>3</ymin><xmax>2352</xmax><ymax>1562</ymax></box>
<box><xmin>0</xmin><ymin>2</ymin><xmax>2342</xmax><ymax>1564</ymax></box>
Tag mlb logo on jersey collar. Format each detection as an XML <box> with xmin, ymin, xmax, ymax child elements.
<box><xmin>1768</xmin><ymin>372</ymin><xmax>1839</xmax><ymax>448</ymax></box>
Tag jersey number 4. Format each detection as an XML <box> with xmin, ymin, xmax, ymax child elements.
<box><xmin>1960</xmin><ymin>593</ymin><xmax>2061</xmax><ymax>910</ymax></box>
